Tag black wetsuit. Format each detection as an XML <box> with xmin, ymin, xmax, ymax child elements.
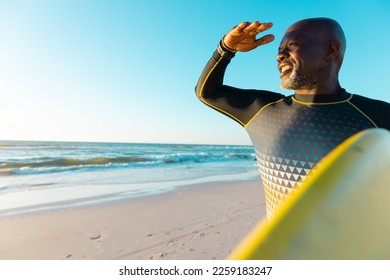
<box><xmin>196</xmin><ymin>42</ymin><xmax>390</xmax><ymax>218</ymax></box>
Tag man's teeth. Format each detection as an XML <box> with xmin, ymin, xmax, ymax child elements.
<box><xmin>281</xmin><ymin>65</ymin><xmax>292</xmax><ymax>72</ymax></box>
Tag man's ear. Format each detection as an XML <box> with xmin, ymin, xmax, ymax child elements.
<box><xmin>325</xmin><ymin>39</ymin><xmax>340</xmax><ymax>61</ymax></box>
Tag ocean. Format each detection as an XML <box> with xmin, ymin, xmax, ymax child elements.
<box><xmin>0</xmin><ymin>140</ymin><xmax>259</xmax><ymax>216</ymax></box>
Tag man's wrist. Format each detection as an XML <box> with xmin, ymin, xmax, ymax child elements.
<box><xmin>217</xmin><ymin>37</ymin><xmax>236</xmax><ymax>59</ymax></box>
<box><xmin>221</xmin><ymin>36</ymin><xmax>237</xmax><ymax>53</ymax></box>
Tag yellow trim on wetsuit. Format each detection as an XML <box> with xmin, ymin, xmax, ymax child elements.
<box><xmin>198</xmin><ymin>56</ymin><xmax>246</xmax><ymax>127</ymax></box>
<box><xmin>347</xmin><ymin>98</ymin><xmax>378</xmax><ymax>128</ymax></box>
<box><xmin>245</xmin><ymin>94</ymin><xmax>356</xmax><ymax>128</ymax></box>
<box><xmin>291</xmin><ymin>94</ymin><xmax>352</xmax><ymax>105</ymax></box>
<box><xmin>289</xmin><ymin>94</ymin><xmax>379</xmax><ymax>128</ymax></box>
<box><xmin>244</xmin><ymin>98</ymin><xmax>285</xmax><ymax>128</ymax></box>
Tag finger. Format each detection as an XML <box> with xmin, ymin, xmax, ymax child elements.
<box><xmin>255</xmin><ymin>22</ymin><xmax>273</xmax><ymax>33</ymax></box>
<box><xmin>243</xmin><ymin>21</ymin><xmax>261</xmax><ymax>32</ymax></box>
<box><xmin>254</xmin><ymin>34</ymin><xmax>275</xmax><ymax>46</ymax></box>
<box><xmin>235</xmin><ymin>22</ymin><xmax>250</xmax><ymax>32</ymax></box>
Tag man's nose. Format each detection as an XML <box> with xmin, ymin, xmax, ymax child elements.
<box><xmin>277</xmin><ymin>49</ymin><xmax>289</xmax><ymax>63</ymax></box>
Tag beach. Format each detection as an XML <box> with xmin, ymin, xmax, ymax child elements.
<box><xmin>0</xmin><ymin>140</ymin><xmax>265</xmax><ymax>259</ymax></box>
<box><xmin>0</xmin><ymin>179</ymin><xmax>266</xmax><ymax>260</ymax></box>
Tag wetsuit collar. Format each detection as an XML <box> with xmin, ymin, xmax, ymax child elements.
<box><xmin>293</xmin><ymin>89</ymin><xmax>351</xmax><ymax>103</ymax></box>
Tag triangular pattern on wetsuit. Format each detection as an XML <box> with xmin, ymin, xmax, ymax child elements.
<box><xmin>245</xmin><ymin>99</ymin><xmax>375</xmax><ymax>218</ymax></box>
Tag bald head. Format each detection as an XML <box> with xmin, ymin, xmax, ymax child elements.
<box><xmin>277</xmin><ymin>18</ymin><xmax>347</xmax><ymax>93</ymax></box>
<box><xmin>285</xmin><ymin>18</ymin><xmax>346</xmax><ymax>67</ymax></box>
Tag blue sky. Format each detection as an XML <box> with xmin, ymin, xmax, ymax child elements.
<box><xmin>1</xmin><ymin>0</ymin><xmax>389</xmax><ymax>145</ymax></box>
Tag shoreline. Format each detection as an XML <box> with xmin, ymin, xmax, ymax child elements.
<box><xmin>0</xmin><ymin>170</ymin><xmax>260</xmax><ymax>218</ymax></box>
<box><xmin>0</xmin><ymin>179</ymin><xmax>266</xmax><ymax>260</ymax></box>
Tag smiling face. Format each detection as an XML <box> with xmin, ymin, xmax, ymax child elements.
<box><xmin>277</xmin><ymin>22</ymin><xmax>327</xmax><ymax>91</ymax></box>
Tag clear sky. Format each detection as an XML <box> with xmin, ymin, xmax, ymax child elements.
<box><xmin>1</xmin><ymin>0</ymin><xmax>389</xmax><ymax>145</ymax></box>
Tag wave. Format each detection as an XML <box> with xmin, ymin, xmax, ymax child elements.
<box><xmin>224</xmin><ymin>153</ymin><xmax>255</xmax><ymax>159</ymax></box>
<box><xmin>0</xmin><ymin>156</ymin><xmax>149</xmax><ymax>170</ymax></box>
<box><xmin>0</xmin><ymin>141</ymin><xmax>256</xmax><ymax>177</ymax></box>
<box><xmin>0</xmin><ymin>144</ymin><xmax>11</xmax><ymax>148</ymax></box>
<box><xmin>0</xmin><ymin>151</ymin><xmax>255</xmax><ymax>176</ymax></box>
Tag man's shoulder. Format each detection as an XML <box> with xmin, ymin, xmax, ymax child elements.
<box><xmin>350</xmin><ymin>93</ymin><xmax>390</xmax><ymax>106</ymax></box>
<box><xmin>349</xmin><ymin>93</ymin><xmax>390</xmax><ymax>129</ymax></box>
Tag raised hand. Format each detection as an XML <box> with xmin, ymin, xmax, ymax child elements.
<box><xmin>223</xmin><ymin>21</ymin><xmax>275</xmax><ymax>52</ymax></box>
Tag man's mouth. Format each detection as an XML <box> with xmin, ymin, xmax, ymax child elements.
<box><xmin>279</xmin><ymin>63</ymin><xmax>293</xmax><ymax>77</ymax></box>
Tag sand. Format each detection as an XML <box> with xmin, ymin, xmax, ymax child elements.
<box><xmin>0</xmin><ymin>179</ymin><xmax>266</xmax><ymax>260</ymax></box>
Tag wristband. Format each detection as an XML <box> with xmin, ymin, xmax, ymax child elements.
<box><xmin>221</xmin><ymin>36</ymin><xmax>237</xmax><ymax>53</ymax></box>
<box><xmin>217</xmin><ymin>39</ymin><xmax>236</xmax><ymax>59</ymax></box>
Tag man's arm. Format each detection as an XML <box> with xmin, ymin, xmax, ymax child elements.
<box><xmin>195</xmin><ymin>21</ymin><xmax>283</xmax><ymax>126</ymax></box>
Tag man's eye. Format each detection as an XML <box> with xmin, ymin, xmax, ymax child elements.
<box><xmin>289</xmin><ymin>42</ymin><xmax>299</xmax><ymax>48</ymax></box>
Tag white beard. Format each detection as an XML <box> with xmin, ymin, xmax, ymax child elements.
<box><xmin>281</xmin><ymin>67</ymin><xmax>320</xmax><ymax>90</ymax></box>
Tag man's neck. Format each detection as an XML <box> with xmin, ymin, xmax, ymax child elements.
<box><xmin>294</xmin><ymin>79</ymin><xmax>342</xmax><ymax>95</ymax></box>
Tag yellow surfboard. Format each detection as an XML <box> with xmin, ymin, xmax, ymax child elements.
<box><xmin>229</xmin><ymin>128</ymin><xmax>390</xmax><ymax>260</ymax></box>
